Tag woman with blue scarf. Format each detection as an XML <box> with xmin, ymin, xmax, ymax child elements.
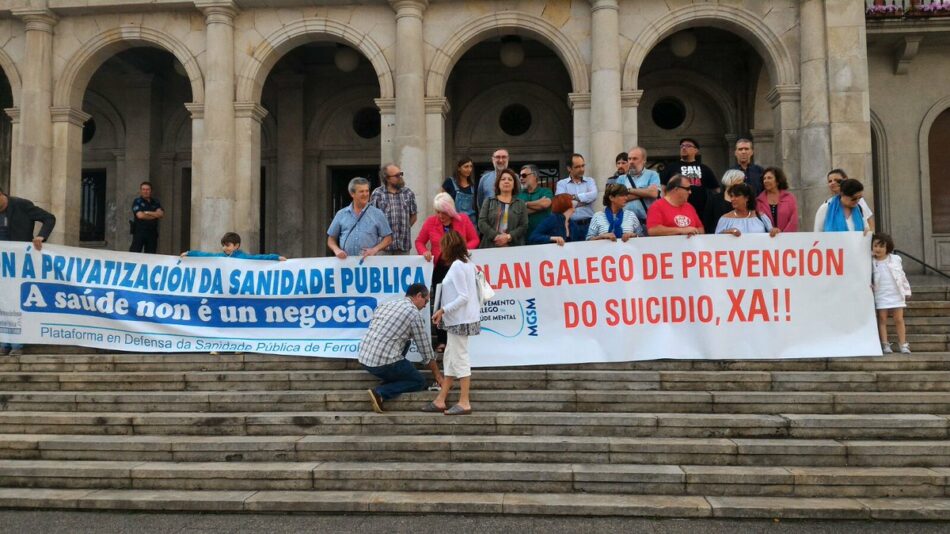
<box><xmin>587</xmin><ymin>183</ymin><xmax>644</xmax><ymax>241</ymax></box>
<box><xmin>814</xmin><ymin>178</ymin><xmax>868</xmax><ymax>233</ymax></box>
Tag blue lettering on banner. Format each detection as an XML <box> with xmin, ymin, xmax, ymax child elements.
<box><xmin>19</xmin><ymin>282</ymin><xmax>376</xmax><ymax>329</ymax></box>
<box><xmin>526</xmin><ymin>298</ymin><xmax>539</xmax><ymax>337</ymax></box>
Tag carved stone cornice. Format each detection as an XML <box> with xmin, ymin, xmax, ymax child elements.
<box><xmin>621</xmin><ymin>90</ymin><xmax>644</xmax><ymax>108</ymax></box>
<box><xmin>11</xmin><ymin>9</ymin><xmax>58</xmax><ymax>32</ymax></box>
<box><xmin>374</xmin><ymin>97</ymin><xmax>396</xmax><ymax>114</ymax></box>
<box><xmin>4</xmin><ymin>108</ymin><xmax>20</xmax><ymax>124</ymax></box>
<box><xmin>424</xmin><ymin>97</ymin><xmax>450</xmax><ymax>116</ymax></box>
<box><xmin>185</xmin><ymin>103</ymin><xmax>204</xmax><ymax>120</ymax></box>
<box><xmin>50</xmin><ymin>107</ymin><xmax>92</xmax><ymax>127</ymax></box>
<box><xmin>568</xmin><ymin>92</ymin><xmax>591</xmax><ymax>110</ymax></box>
<box><xmin>234</xmin><ymin>102</ymin><xmax>268</xmax><ymax>123</ymax></box>
<box><xmin>195</xmin><ymin>1</ymin><xmax>239</xmax><ymax>25</ymax></box>
<box><xmin>389</xmin><ymin>0</ymin><xmax>428</xmax><ymax>20</ymax></box>
<box><xmin>590</xmin><ymin>0</ymin><xmax>619</xmax><ymax>13</ymax></box>
<box><xmin>766</xmin><ymin>84</ymin><xmax>801</xmax><ymax>108</ymax></box>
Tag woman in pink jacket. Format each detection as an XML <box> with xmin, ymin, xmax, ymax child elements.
<box><xmin>756</xmin><ymin>166</ymin><xmax>799</xmax><ymax>232</ymax></box>
<box><xmin>415</xmin><ymin>193</ymin><xmax>479</xmax><ymax>353</ymax></box>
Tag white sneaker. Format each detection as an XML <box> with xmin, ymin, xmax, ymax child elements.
<box><xmin>899</xmin><ymin>343</ymin><xmax>912</xmax><ymax>354</ymax></box>
<box><xmin>881</xmin><ymin>342</ymin><xmax>893</xmax><ymax>354</ymax></box>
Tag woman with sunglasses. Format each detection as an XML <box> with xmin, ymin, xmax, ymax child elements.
<box><xmin>816</xmin><ymin>169</ymin><xmax>874</xmax><ymax>232</ymax></box>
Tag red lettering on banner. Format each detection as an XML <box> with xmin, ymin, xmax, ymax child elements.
<box><xmin>563</xmin><ymin>300</ymin><xmax>597</xmax><ymax>328</ymax></box>
<box><xmin>481</xmin><ymin>262</ymin><xmax>531</xmax><ymax>289</ymax></box>
<box><xmin>539</xmin><ymin>256</ymin><xmax>636</xmax><ymax>286</ymax></box>
<box><xmin>727</xmin><ymin>288</ymin><xmax>789</xmax><ymax>323</ymax></box>
<box><xmin>642</xmin><ymin>253</ymin><xmax>673</xmax><ymax>280</ymax></box>
<box><xmin>681</xmin><ymin>248</ymin><xmax>845</xmax><ymax>279</ymax></box>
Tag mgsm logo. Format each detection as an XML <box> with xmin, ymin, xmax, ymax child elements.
<box><xmin>525</xmin><ymin>298</ymin><xmax>538</xmax><ymax>337</ymax></box>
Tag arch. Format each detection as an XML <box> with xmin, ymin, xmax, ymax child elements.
<box><xmin>236</xmin><ymin>18</ymin><xmax>394</xmax><ymax>103</ymax></box>
<box><xmin>869</xmin><ymin>109</ymin><xmax>890</xmax><ymax>233</ymax></box>
<box><xmin>622</xmin><ymin>4</ymin><xmax>797</xmax><ymax>91</ymax></box>
<box><xmin>54</xmin><ymin>25</ymin><xmax>204</xmax><ymax>109</ymax></box>
<box><xmin>919</xmin><ymin>97</ymin><xmax>950</xmax><ymax>263</ymax></box>
<box><xmin>162</xmin><ymin>105</ymin><xmax>192</xmax><ymax>153</ymax></box>
<box><xmin>425</xmin><ymin>12</ymin><xmax>589</xmax><ymax>97</ymax></box>
<box><xmin>81</xmin><ymin>90</ymin><xmax>126</xmax><ymax>149</ymax></box>
<box><xmin>306</xmin><ymin>85</ymin><xmax>381</xmax><ymax>150</ymax></box>
<box><xmin>639</xmin><ymin>69</ymin><xmax>738</xmax><ymax>136</ymax></box>
<box><xmin>0</xmin><ymin>47</ymin><xmax>22</xmax><ymax>106</ymax></box>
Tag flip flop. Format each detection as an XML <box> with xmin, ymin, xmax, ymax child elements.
<box><xmin>421</xmin><ymin>402</ymin><xmax>446</xmax><ymax>413</ymax></box>
<box><xmin>444</xmin><ymin>404</ymin><xmax>472</xmax><ymax>416</ymax></box>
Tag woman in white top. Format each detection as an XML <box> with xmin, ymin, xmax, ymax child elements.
<box><xmin>815</xmin><ymin>169</ymin><xmax>874</xmax><ymax>232</ymax></box>
<box><xmin>715</xmin><ymin>183</ymin><xmax>780</xmax><ymax>237</ymax></box>
<box><xmin>424</xmin><ymin>230</ymin><xmax>481</xmax><ymax>415</ymax></box>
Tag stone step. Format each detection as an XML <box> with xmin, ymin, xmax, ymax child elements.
<box><xmin>3</xmin><ymin>389</ymin><xmax>950</xmax><ymax>414</ymax></box>
<box><xmin>0</xmin><ymin>411</ymin><xmax>944</xmax><ymax>440</ymax></box>
<box><xmin>0</xmin><ymin>488</ymin><xmax>947</xmax><ymax>519</ymax></box>
<box><xmin>904</xmin><ymin>302</ymin><xmax>950</xmax><ymax>318</ymax></box>
<box><xmin>0</xmin><ymin>460</ymin><xmax>944</xmax><ymax>498</ymax></box>
<box><xmin>7</xmin><ymin>353</ymin><xmax>950</xmax><ymax>374</ymax></box>
<box><xmin>4</xmin><ymin>369</ymin><xmax>950</xmax><ymax>392</ymax></box>
<box><xmin>1</xmin><ymin>434</ymin><xmax>948</xmax><ymax>467</ymax></box>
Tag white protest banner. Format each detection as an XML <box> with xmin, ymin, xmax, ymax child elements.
<box><xmin>0</xmin><ymin>243</ymin><xmax>430</xmax><ymax>357</ymax></box>
<box><xmin>0</xmin><ymin>233</ymin><xmax>879</xmax><ymax>363</ymax></box>
<box><xmin>468</xmin><ymin>232</ymin><xmax>881</xmax><ymax>366</ymax></box>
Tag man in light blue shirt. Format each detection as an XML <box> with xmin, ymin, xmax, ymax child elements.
<box><xmin>476</xmin><ymin>148</ymin><xmax>509</xmax><ymax>210</ymax></box>
<box><xmin>555</xmin><ymin>153</ymin><xmax>598</xmax><ymax>238</ymax></box>
<box><xmin>615</xmin><ymin>146</ymin><xmax>661</xmax><ymax>224</ymax></box>
<box><xmin>327</xmin><ymin>177</ymin><xmax>393</xmax><ymax>259</ymax></box>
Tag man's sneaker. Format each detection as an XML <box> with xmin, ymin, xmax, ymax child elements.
<box><xmin>900</xmin><ymin>343</ymin><xmax>912</xmax><ymax>354</ymax></box>
<box><xmin>881</xmin><ymin>342</ymin><xmax>893</xmax><ymax>354</ymax></box>
<box><xmin>367</xmin><ymin>388</ymin><xmax>384</xmax><ymax>413</ymax></box>
<box><xmin>7</xmin><ymin>348</ymin><xmax>22</xmax><ymax>356</ymax></box>
<box><xmin>427</xmin><ymin>381</ymin><xmax>442</xmax><ymax>392</ymax></box>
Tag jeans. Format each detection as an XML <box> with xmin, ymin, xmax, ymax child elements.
<box><xmin>362</xmin><ymin>358</ymin><xmax>426</xmax><ymax>401</ymax></box>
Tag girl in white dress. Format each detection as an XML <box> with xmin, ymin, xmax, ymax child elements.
<box><xmin>872</xmin><ymin>233</ymin><xmax>912</xmax><ymax>354</ymax></box>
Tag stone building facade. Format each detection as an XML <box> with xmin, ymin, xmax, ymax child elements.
<box><xmin>0</xmin><ymin>0</ymin><xmax>946</xmax><ymax>268</ymax></box>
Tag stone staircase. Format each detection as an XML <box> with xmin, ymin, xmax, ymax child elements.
<box><xmin>0</xmin><ymin>284</ymin><xmax>949</xmax><ymax>519</ymax></box>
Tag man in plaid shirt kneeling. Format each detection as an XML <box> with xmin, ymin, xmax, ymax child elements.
<box><xmin>359</xmin><ymin>283</ymin><xmax>444</xmax><ymax>413</ymax></box>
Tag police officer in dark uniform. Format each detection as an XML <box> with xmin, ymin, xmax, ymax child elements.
<box><xmin>129</xmin><ymin>181</ymin><xmax>164</xmax><ymax>254</ymax></box>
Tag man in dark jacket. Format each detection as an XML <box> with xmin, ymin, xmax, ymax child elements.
<box><xmin>0</xmin><ymin>187</ymin><xmax>56</xmax><ymax>356</ymax></box>
<box><xmin>0</xmin><ymin>187</ymin><xmax>55</xmax><ymax>251</ymax></box>
<box><xmin>661</xmin><ymin>137</ymin><xmax>719</xmax><ymax>222</ymax></box>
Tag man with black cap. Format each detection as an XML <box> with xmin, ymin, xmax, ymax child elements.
<box><xmin>661</xmin><ymin>137</ymin><xmax>718</xmax><ymax>224</ymax></box>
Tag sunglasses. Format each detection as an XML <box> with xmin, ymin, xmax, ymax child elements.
<box><xmin>519</xmin><ymin>173</ymin><xmax>534</xmax><ymax>178</ymax></box>
<box><xmin>674</xmin><ymin>185</ymin><xmax>692</xmax><ymax>193</ymax></box>
<box><xmin>386</xmin><ymin>172</ymin><xmax>405</xmax><ymax>178</ymax></box>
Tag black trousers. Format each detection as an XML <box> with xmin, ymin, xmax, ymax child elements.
<box><xmin>130</xmin><ymin>230</ymin><xmax>158</xmax><ymax>254</ymax></box>
<box><xmin>430</xmin><ymin>260</ymin><xmax>450</xmax><ymax>348</ymax></box>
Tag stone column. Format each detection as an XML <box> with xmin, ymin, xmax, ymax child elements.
<box><xmin>158</xmin><ymin>152</ymin><xmax>176</xmax><ymax>254</ymax></box>
<box><xmin>620</xmin><ymin>90</ymin><xmax>643</xmax><ymax>152</ymax></box>
<box><xmin>11</xmin><ymin>9</ymin><xmax>56</xmax><ymax>210</ymax></box>
<box><xmin>274</xmin><ymin>74</ymin><xmax>304</xmax><ymax>258</ymax></box>
<box><xmin>824</xmin><ymin>0</ymin><xmax>873</xmax><ymax>187</ymax></box>
<box><xmin>568</xmin><ymin>93</ymin><xmax>591</xmax><ymax>165</ymax></box>
<box><xmin>375</xmin><ymin>97</ymin><xmax>396</xmax><ymax>165</ymax></box>
<box><xmin>184</xmin><ymin>102</ymin><xmax>204</xmax><ymax>250</ymax></box>
<box><xmin>122</xmin><ymin>75</ymin><xmax>155</xmax><ymax>250</ymax></box>
<box><xmin>799</xmin><ymin>0</ymin><xmax>833</xmax><ymax>220</ymax></box>
<box><xmin>388</xmin><ymin>0</ymin><xmax>427</xmax><ymax>200</ymax></box>
<box><xmin>589</xmin><ymin>0</ymin><xmax>622</xmax><ymax>182</ymax></box>
<box><xmin>3</xmin><ymin>108</ymin><xmax>20</xmax><ymax>193</ymax></box>
<box><xmin>194</xmin><ymin>0</ymin><xmax>238</xmax><ymax>251</ymax></box>
<box><xmin>424</xmin><ymin>96</ymin><xmax>450</xmax><ymax>220</ymax></box>
<box><xmin>49</xmin><ymin>107</ymin><xmax>91</xmax><ymax>245</ymax></box>
<box><xmin>768</xmin><ymin>85</ymin><xmax>802</xmax><ymax>190</ymax></box>
<box><xmin>233</xmin><ymin>102</ymin><xmax>267</xmax><ymax>254</ymax></box>
<box><xmin>111</xmin><ymin>149</ymin><xmax>127</xmax><ymax>247</ymax></box>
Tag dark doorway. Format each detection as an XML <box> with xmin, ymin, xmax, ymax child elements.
<box><xmin>329</xmin><ymin>166</ymin><xmax>378</xmax><ymax>214</ymax></box>
<box><xmin>80</xmin><ymin>169</ymin><xmax>107</xmax><ymax>242</ymax></box>
<box><xmin>259</xmin><ymin>166</ymin><xmax>266</xmax><ymax>254</ymax></box>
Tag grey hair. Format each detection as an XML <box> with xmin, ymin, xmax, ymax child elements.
<box><xmin>735</xmin><ymin>138</ymin><xmax>753</xmax><ymax>147</ymax></box>
<box><xmin>348</xmin><ymin>176</ymin><xmax>370</xmax><ymax>194</ymax></box>
<box><xmin>378</xmin><ymin>163</ymin><xmax>397</xmax><ymax>183</ymax></box>
<box><xmin>721</xmin><ymin>169</ymin><xmax>746</xmax><ymax>188</ymax></box>
<box><xmin>520</xmin><ymin>164</ymin><xmax>540</xmax><ymax>178</ymax></box>
<box><xmin>629</xmin><ymin>146</ymin><xmax>647</xmax><ymax>159</ymax></box>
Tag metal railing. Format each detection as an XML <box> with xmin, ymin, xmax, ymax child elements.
<box><xmin>895</xmin><ymin>249</ymin><xmax>950</xmax><ymax>281</ymax></box>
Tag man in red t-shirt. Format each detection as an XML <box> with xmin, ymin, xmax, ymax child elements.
<box><xmin>646</xmin><ymin>174</ymin><xmax>705</xmax><ymax>237</ymax></box>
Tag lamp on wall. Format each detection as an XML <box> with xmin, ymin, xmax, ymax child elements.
<box><xmin>334</xmin><ymin>45</ymin><xmax>360</xmax><ymax>73</ymax></box>
<box><xmin>670</xmin><ymin>31</ymin><xmax>697</xmax><ymax>58</ymax></box>
<box><xmin>499</xmin><ymin>36</ymin><xmax>525</xmax><ymax>68</ymax></box>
